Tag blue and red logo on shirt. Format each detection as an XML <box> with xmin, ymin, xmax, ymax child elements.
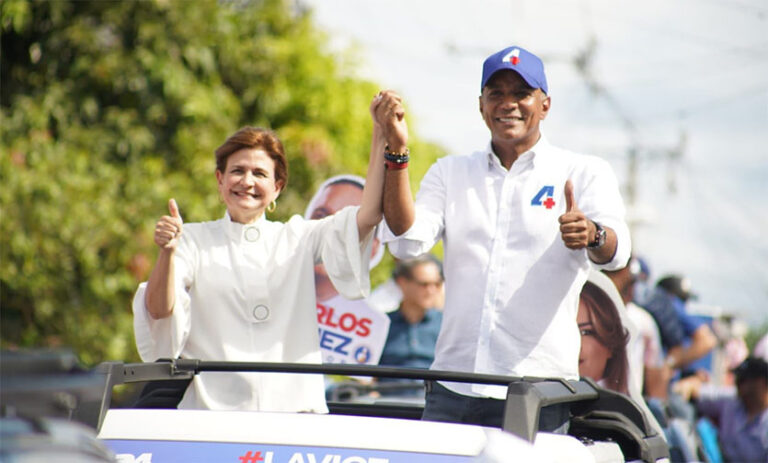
<box><xmin>530</xmin><ymin>185</ymin><xmax>556</xmax><ymax>209</ymax></box>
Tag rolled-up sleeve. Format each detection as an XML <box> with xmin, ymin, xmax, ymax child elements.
<box><xmin>578</xmin><ymin>158</ymin><xmax>631</xmax><ymax>270</ymax></box>
<box><xmin>383</xmin><ymin>162</ymin><xmax>445</xmax><ymax>259</ymax></box>
<box><xmin>132</xmin><ymin>240</ymin><xmax>194</xmax><ymax>362</ymax></box>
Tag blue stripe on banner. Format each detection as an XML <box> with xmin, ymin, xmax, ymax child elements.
<box><xmin>105</xmin><ymin>440</ymin><xmax>473</xmax><ymax>463</ymax></box>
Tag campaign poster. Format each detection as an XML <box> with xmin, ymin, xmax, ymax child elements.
<box><xmin>317</xmin><ymin>295</ymin><xmax>390</xmax><ymax>365</ymax></box>
<box><xmin>305</xmin><ymin>174</ymin><xmax>389</xmax><ymax>365</ymax></box>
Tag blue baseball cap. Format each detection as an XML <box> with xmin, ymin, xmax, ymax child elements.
<box><xmin>481</xmin><ymin>45</ymin><xmax>548</xmax><ymax>94</ymax></box>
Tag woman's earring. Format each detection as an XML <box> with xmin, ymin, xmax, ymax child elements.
<box><xmin>267</xmin><ymin>200</ymin><xmax>277</xmax><ymax>213</ymax></box>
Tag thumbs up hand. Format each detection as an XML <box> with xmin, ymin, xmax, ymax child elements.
<box><xmin>558</xmin><ymin>180</ymin><xmax>595</xmax><ymax>250</ymax></box>
<box><xmin>564</xmin><ymin>179</ymin><xmax>576</xmax><ymax>214</ymax></box>
<box><xmin>154</xmin><ymin>198</ymin><xmax>184</xmax><ymax>250</ymax></box>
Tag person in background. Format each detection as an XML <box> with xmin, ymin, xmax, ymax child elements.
<box><xmin>603</xmin><ymin>259</ymin><xmax>685</xmax><ymax>457</ymax></box>
<box><xmin>369</xmin><ymin>256</ymin><xmax>445</xmax><ymax>314</ymax></box>
<box><xmin>133</xmin><ymin>119</ymin><xmax>385</xmax><ymax>412</ymax></box>
<box><xmin>374</xmin><ymin>44</ymin><xmax>631</xmax><ymax>431</ymax></box>
<box><xmin>379</xmin><ymin>255</ymin><xmax>444</xmax><ymax>371</ymax></box>
<box><xmin>632</xmin><ymin>273</ymin><xmax>718</xmax><ymax>461</ymax></box>
<box><xmin>676</xmin><ymin>357</ymin><xmax>768</xmax><ymax>463</ymax></box>
<box><xmin>719</xmin><ymin>316</ymin><xmax>749</xmax><ymax>387</ymax></box>
<box><xmin>631</xmin><ymin>255</ymin><xmax>653</xmax><ymax>307</ymax></box>
<box><xmin>644</xmin><ymin>274</ymin><xmax>717</xmax><ymax>377</ymax></box>
<box><xmin>754</xmin><ymin>332</ymin><xmax>768</xmax><ymax>363</ymax></box>
<box><xmin>604</xmin><ymin>257</ymin><xmax>668</xmax><ymax>399</ymax></box>
<box><xmin>578</xmin><ymin>280</ymin><xmax>630</xmax><ymax>394</ymax></box>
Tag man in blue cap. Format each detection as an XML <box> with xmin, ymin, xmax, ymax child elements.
<box><xmin>372</xmin><ymin>45</ymin><xmax>630</xmax><ymax>430</ymax></box>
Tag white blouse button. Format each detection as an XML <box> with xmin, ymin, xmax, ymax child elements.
<box><xmin>244</xmin><ymin>227</ymin><xmax>260</xmax><ymax>242</ymax></box>
<box><xmin>252</xmin><ymin>304</ymin><xmax>270</xmax><ymax>322</ymax></box>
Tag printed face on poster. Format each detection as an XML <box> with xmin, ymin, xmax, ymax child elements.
<box><xmin>578</xmin><ymin>270</ymin><xmax>648</xmax><ymax>401</ymax></box>
<box><xmin>305</xmin><ymin>175</ymin><xmax>389</xmax><ymax>365</ymax></box>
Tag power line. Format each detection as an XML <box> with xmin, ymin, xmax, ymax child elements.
<box><xmin>697</xmin><ymin>0</ymin><xmax>768</xmax><ymax>16</ymax></box>
<box><xmin>638</xmin><ymin>84</ymin><xmax>768</xmax><ymax>120</ymax></box>
<box><xmin>591</xmin><ymin>8</ymin><xmax>767</xmax><ymax>59</ymax></box>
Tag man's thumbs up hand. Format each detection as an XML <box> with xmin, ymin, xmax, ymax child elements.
<box><xmin>564</xmin><ymin>180</ymin><xmax>576</xmax><ymax>213</ymax></box>
<box><xmin>154</xmin><ymin>198</ymin><xmax>184</xmax><ymax>250</ymax></box>
<box><xmin>558</xmin><ymin>180</ymin><xmax>593</xmax><ymax>250</ymax></box>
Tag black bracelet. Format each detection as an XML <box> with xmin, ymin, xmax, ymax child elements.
<box><xmin>384</xmin><ymin>152</ymin><xmax>410</xmax><ymax>164</ymax></box>
<box><xmin>384</xmin><ymin>145</ymin><xmax>410</xmax><ymax>157</ymax></box>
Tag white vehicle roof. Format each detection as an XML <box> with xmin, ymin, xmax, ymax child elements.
<box><xmin>100</xmin><ymin>408</ymin><xmax>616</xmax><ymax>463</ymax></box>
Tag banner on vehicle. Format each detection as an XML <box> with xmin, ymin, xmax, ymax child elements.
<box><xmin>107</xmin><ymin>440</ymin><xmax>470</xmax><ymax>463</ymax></box>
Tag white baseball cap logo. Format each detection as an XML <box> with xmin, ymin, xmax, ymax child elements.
<box><xmin>503</xmin><ymin>48</ymin><xmax>521</xmax><ymax>65</ymax></box>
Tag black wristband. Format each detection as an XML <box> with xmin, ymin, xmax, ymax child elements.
<box><xmin>384</xmin><ymin>145</ymin><xmax>409</xmax><ymax>157</ymax></box>
<box><xmin>384</xmin><ymin>152</ymin><xmax>409</xmax><ymax>164</ymax></box>
<box><xmin>588</xmin><ymin>221</ymin><xmax>606</xmax><ymax>248</ymax></box>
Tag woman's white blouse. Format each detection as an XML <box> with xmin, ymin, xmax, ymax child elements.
<box><xmin>132</xmin><ymin>206</ymin><xmax>373</xmax><ymax>412</ymax></box>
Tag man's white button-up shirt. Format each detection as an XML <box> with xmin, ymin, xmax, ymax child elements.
<box><xmin>385</xmin><ymin>136</ymin><xmax>630</xmax><ymax>399</ymax></box>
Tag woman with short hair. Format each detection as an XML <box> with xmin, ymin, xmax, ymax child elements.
<box><xmin>133</xmin><ymin>96</ymin><xmax>394</xmax><ymax>412</ymax></box>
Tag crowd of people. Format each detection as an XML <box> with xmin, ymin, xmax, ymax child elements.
<box><xmin>131</xmin><ymin>43</ymin><xmax>767</xmax><ymax>462</ymax></box>
<box><xmin>598</xmin><ymin>256</ymin><xmax>767</xmax><ymax>462</ymax></box>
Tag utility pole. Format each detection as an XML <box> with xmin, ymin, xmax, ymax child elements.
<box><xmin>570</xmin><ymin>37</ymin><xmax>685</xmax><ymax>236</ymax></box>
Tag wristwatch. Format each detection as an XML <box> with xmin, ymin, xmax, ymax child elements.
<box><xmin>588</xmin><ymin>221</ymin><xmax>606</xmax><ymax>248</ymax></box>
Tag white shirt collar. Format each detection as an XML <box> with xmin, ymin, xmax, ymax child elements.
<box><xmin>485</xmin><ymin>133</ymin><xmax>552</xmax><ymax>172</ymax></box>
<box><xmin>222</xmin><ymin>210</ymin><xmax>268</xmax><ymax>243</ymax></box>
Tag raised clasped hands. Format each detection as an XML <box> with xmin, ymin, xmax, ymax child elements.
<box><xmin>371</xmin><ymin>90</ymin><xmax>408</xmax><ymax>150</ymax></box>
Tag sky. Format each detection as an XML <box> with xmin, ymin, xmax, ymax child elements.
<box><xmin>301</xmin><ymin>0</ymin><xmax>768</xmax><ymax>324</ymax></box>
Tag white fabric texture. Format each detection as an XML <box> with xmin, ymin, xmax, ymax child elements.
<box><xmin>303</xmin><ymin>174</ymin><xmax>385</xmax><ymax>269</ymax></box>
<box><xmin>133</xmin><ymin>206</ymin><xmax>373</xmax><ymax>412</ymax></box>
<box><xmin>626</xmin><ymin>302</ymin><xmax>664</xmax><ymax>371</ymax></box>
<box><xmin>367</xmin><ymin>278</ymin><xmax>403</xmax><ymax>313</ymax></box>
<box><xmin>384</xmin><ymin>136</ymin><xmax>630</xmax><ymax>398</ymax></box>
